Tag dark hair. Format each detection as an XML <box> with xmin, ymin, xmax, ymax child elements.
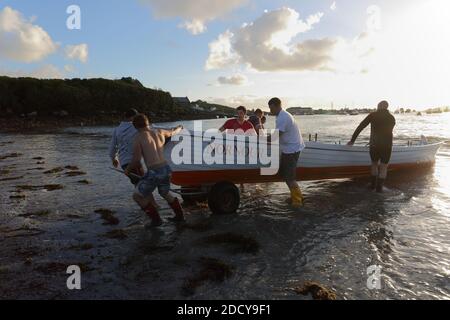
<box><xmin>132</xmin><ymin>114</ymin><xmax>149</xmax><ymax>129</ymax></box>
<box><xmin>268</xmin><ymin>98</ymin><xmax>281</xmax><ymax>108</ymax></box>
<box><xmin>255</xmin><ymin>108</ymin><xmax>263</xmax><ymax>115</ymax></box>
<box><xmin>378</xmin><ymin>101</ymin><xmax>389</xmax><ymax>110</ymax></box>
<box><xmin>261</xmin><ymin>116</ymin><xmax>267</xmax><ymax>123</ymax></box>
<box><xmin>125</xmin><ymin>108</ymin><xmax>139</xmax><ymax>118</ymax></box>
<box><xmin>237</xmin><ymin>106</ymin><xmax>247</xmax><ymax>113</ymax></box>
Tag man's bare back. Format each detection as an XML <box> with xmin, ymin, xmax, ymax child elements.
<box><xmin>134</xmin><ymin>128</ymin><xmax>166</xmax><ymax>169</ymax></box>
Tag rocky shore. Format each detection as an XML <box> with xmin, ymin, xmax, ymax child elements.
<box><xmin>0</xmin><ymin>113</ymin><xmax>225</xmax><ymax>134</ymax></box>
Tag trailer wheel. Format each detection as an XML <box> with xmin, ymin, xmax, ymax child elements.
<box><xmin>208</xmin><ymin>182</ymin><xmax>240</xmax><ymax>215</ymax></box>
<box><xmin>180</xmin><ymin>186</ymin><xmax>208</xmax><ymax>204</ymax></box>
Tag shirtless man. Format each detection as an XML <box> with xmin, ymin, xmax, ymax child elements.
<box><xmin>125</xmin><ymin>114</ymin><xmax>184</xmax><ymax>227</ymax></box>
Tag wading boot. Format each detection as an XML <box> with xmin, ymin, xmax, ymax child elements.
<box><xmin>290</xmin><ymin>186</ymin><xmax>304</xmax><ymax>209</ymax></box>
<box><xmin>168</xmin><ymin>198</ymin><xmax>185</xmax><ymax>223</ymax></box>
<box><xmin>144</xmin><ymin>203</ymin><xmax>163</xmax><ymax>227</ymax></box>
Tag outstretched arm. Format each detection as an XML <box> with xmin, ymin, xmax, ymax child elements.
<box><xmin>348</xmin><ymin>114</ymin><xmax>371</xmax><ymax>145</ymax></box>
<box><xmin>159</xmin><ymin>125</ymin><xmax>183</xmax><ymax>138</ymax></box>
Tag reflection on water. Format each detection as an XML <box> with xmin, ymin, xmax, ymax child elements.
<box><xmin>0</xmin><ymin>114</ymin><xmax>449</xmax><ymax>299</ymax></box>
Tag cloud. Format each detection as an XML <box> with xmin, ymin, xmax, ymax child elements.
<box><xmin>140</xmin><ymin>0</ymin><xmax>248</xmax><ymax>34</ymax></box>
<box><xmin>205</xmin><ymin>31</ymin><xmax>239</xmax><ymax>70</ymax></box>
<box><xmin>65</xmin><ymin>44</ymin><xmax>89</xmax><ymax>63</ymax></box>
<box><xmin>206</xmin><ymin>6</ymin><xmax>384</xmax><ymax>74</ymax></box>
<box><xmin>0</xmin><ymin>6</ymin><xmax>58</xmax><ymax>62</ymax></box>
<box><xmin>217</xmin><ymin>73</ymin><xmax>248</xmax><ymax>86</ymax></box>
<box><xmin>330</xmin><ymin>2</ymin><xmax>337</xmax><ymax>11</ymax></box>
<box><xmin>206</xmin><ymin>7</ymin><xmax>337</xmax><ymax>72</ymax></box>
<box><xmin>0</xmin><ymin>64</ymin><xmax>65</xmax><ymax>79</ymax></box>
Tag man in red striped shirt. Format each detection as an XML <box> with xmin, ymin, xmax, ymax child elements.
<box><xmin>219</xmin><ymin>106</ymin><xmax>256</xmax><ymax>134</ymax></box>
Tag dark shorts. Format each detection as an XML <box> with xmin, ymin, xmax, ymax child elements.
<box><xmin>278</xmin><ymin>152</ymin><xmax>301</xmax><ymax>182</ymax></box>
<box><xmin>370</xmin><ymin>145</ymin><xmax>392</xmax><ymax>164</ymax></box>
<box><xmin>135</xmin><ymin>164</ymin><xmax>172</xmax><ymax>198</ymax></box>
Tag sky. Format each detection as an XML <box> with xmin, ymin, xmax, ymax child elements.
<box><xmin>0</xmin><ymin>0</ymin><xmax>449</xmax><ymax>110</ymax></box>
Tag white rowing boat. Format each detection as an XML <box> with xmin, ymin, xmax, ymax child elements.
<box><xmin>163</xmin><ymin>131</ymin><xmax>442</xmax><ymax>187</ymax></box>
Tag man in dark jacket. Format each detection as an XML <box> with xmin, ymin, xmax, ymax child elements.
<box><xmin>347</xmin><ymin>101</ymin><xmax>396</xmax><ymax>192</ymax></box>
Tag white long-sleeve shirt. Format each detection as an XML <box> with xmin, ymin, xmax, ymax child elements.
<box><xmin>109</xmin><ymin>122</ymin><xmax>137</xmax><ymax>167</ymax></box>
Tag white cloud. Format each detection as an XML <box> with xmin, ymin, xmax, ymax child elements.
<box><xmin>217</xmin><ymin>73</ymin><xmax>248</xmax><ymax>86</ymax></box>
<box><xmin>140</xmin><ymin>0</ymin><xmax>248</xmax><ymax>34</ymax></box>
<box><xmin>65</xmin><ymin>44</ymin><xmax>89</xmax><ymax>63</ymax></box>
<box><xmin>330</xmin><ymin>2</ymin><xmax>337</xmax><ymax>11</ymax></box>
<box><xmin>0</xmin><ymin>6</ymin><xmax>58</xmax><ymax>62</ymax></box>
<box><xmin>205</xmin><ymin>30</ymin><xmax>239</xmax><ymax>70</ymax></box>
<box><xmin>206</xmin><ymin>8</ymin><xmax>336</xmax><ymax>72</ymax></box>
<box><xmin>0</xmin><ymin>64</ymin><xmax>64</xmax><ymax>79</ymax></box>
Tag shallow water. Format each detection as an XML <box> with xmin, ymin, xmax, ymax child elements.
<box><xmin>0</xmin><ymin>114</ymin><xmax>449</xmax><ymax>300</ymax></box>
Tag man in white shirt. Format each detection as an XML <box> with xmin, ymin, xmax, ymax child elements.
<box><xmin>268</xmin><ymin>98</ymin><xmax>305</xmax><ymax>208</ymax></box>
<box><xmin>109</xmin><ymin>108</ymin><xmax>143</xmax><ymax>184</ymax></box>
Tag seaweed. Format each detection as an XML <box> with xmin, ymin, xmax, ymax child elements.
<box><xmin>0</xmin><ymin>176</ymin><xmax>24</xmax><ymax>182</ymax></box>
<box><xmin>19</xmin><ymin>210</ymin><xmax>51</xmax><ymax>218</ymax></box>
<box><xmin>294</xmin><ymin>281</ymin><xmax>337</xmax><ymax>300</ymax></box>
<box><xmin>182</xmin><ymin>257</ymin><xmax>234</xmax><ymax>296</ymax></box>
<box><xmin>103</xmin><ymin>229</ymin><xmax>127</xmax><ymax>240</ymax></box>
<box><xmin>10</xmin><ymin>194</ymin><xmax>26</xmax><ymax>200</ymax></box>
<box><xmin>65</xmin><ymin>171</ymin><xmax>86</xmax><ymax>177</ymax></box>
<box><xmin>65</xmin><ymin>166</ymin><xmax>79</xmax><ymax>170</ymax></box>
<box><xmin>197</xmin><ymin>232</ymin><xmax>260</xmax><ymax>254</ymax></box>
<box><xmin>43</xmin><ymin>167</ymin><xmax>64</xmax><ymax>174</ymax></box>
<box><xmin>0</xmin><ymin>153</ymin><xmax>22</xmax><ymax>160</ymax></box>
<box><xmin>0</xmin><ymin>169</ymin><xmax>11</xmax><ymax>176</ymax></box>
<box><xmin>16</xmin><ymin>184</ymin><xmax>64</xmax><ymax>191</ymax></box>
<box><xmin>95</xmin><ymin>209</ymin><xmax>120</xmax><ymax>225</ymax></box>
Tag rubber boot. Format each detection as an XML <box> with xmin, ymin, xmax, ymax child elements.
<box><xmin>376</xmin><ymin>178</ymin><xmax>385</xmax><ymax>193</ymax></box>
<box><xmin>369</xmin><ymin>175</ymin><xmax>378</xmax><ymax>190</ymax></box>
<box><xmin>290</xmin><ymin>186</ymin><xmax>304</xmax><ymax>208</ymax></box>
<box><xmin>168</xmin><ymin>198</ymin><xmax>185</xmax><ymax>223</ymax></box>
<box><xmin>144</xmin><ymin>203</ymin><xmax>163</xmax><ymax>227</ymax></box>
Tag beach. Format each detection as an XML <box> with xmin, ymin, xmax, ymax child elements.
<box><xmin>1</xmin><ymin>114</ymin><xmax>449</xmax><ymax>299</ymax></box>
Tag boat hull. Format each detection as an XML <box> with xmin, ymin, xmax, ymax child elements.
<box><xmin>164</xmin><ymin>133</ymin><xmax>441</xmax><ymax>186</ymax></box>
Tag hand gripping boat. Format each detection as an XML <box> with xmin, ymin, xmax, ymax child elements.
<box><xmin>164</xmin><ymin>131</ymin><xmax>442</xmax><ymax>215</ymax></box>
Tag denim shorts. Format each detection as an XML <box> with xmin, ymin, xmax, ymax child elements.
<box><xmin>136</xmin><ymin>164</ymin><xmax>172</xmax><ymax>197</ymax></box>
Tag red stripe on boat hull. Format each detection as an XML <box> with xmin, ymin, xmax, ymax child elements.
<box><xmin>171</xmin><ymin>161</ymin><xmax>435</xmax><ymax>186</ymax></box>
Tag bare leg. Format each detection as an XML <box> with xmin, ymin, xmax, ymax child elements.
<box><xmin>376</xmin><ymin>163</ymin><xmax>389</xmax><ymax>193</ymax></box>
<box><xmin>379</xmin><ymin>163</ymin><xmax>388</xmax><ymax>179</ymax></box>
<box><xmin>133</xmin><ymin>192</ymin><xmax>157</xmax><ymax>210</ymax></box>
<box><xmin>371</xmin><ymin>162</ymin><xmax>379</xmax><ymax>177</ymax></box>
<box><xmin>369</xmin><ymin>161</ymin><xmax>379</xmax><ymax>190</ymax></box>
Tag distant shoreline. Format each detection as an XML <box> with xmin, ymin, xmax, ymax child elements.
<box><xmin>0</xmin><ymin>113</ymin><xmax>224</xmax><ymax>134</ymax></box>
